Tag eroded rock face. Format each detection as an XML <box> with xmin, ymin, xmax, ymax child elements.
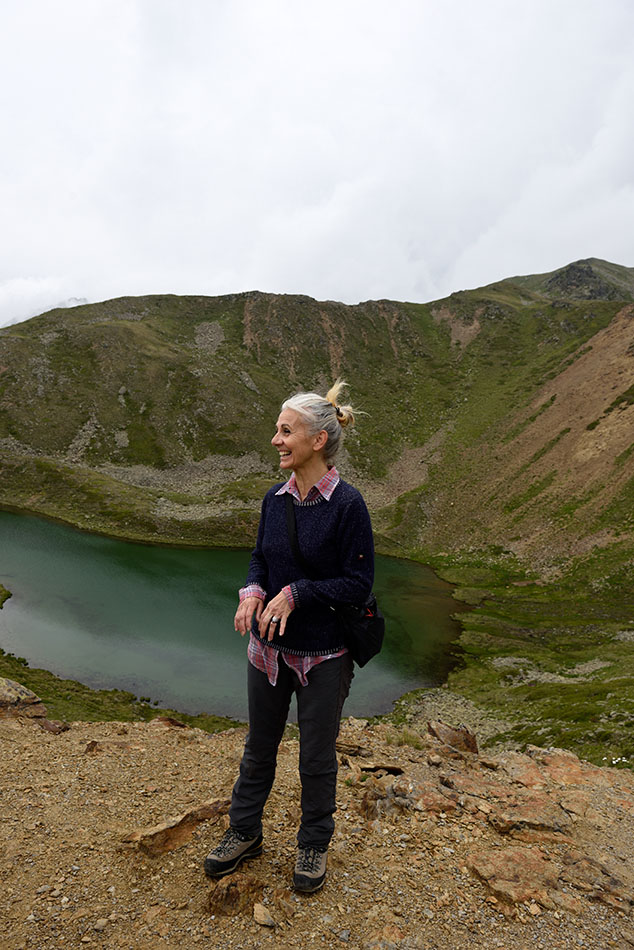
<box><xmin>467</xmin><ymin>846</ymin><xmax>560</xmax><ymax>907</ymax></box>
<box><xmin>340</xmin><ymin>718</ymin><xmax>634</xmax><ymax>915</ymax></box>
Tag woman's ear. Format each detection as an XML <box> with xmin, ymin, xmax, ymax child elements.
<box><xmin>313</xmin><ymin>429</ymin><xmax>328</xmax><ymax>452</ymax></box>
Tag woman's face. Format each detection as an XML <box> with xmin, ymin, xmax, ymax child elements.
<box><xmin>271</xmin><ymin>409</ymin><xmax>324</xmax><ymax>472</ymax></box>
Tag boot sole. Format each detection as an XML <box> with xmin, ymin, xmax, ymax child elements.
<box><xmin>293</xmin><ymin>873</ymin><xmax>326</xmax><ymax>893</ymax></box>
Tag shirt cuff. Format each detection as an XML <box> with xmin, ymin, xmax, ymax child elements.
<box><xmin>289</xmin><ymin>582</ymin><xmax>301</xmax><ymax>608</ymax></box>
<box><xmin>239</xmin><ymin>584</ymin><xmax>266</xmax><ymax>602</ymax></box>
<box><xmin>282</xmin><ymin>585</ymin><xmax>295</xmax><ymax>609</ymax></box>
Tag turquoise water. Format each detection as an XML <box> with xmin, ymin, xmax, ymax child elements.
<box><xmin>0</xmin><ymin>510</ymin><xmax>465</xmax><ymax>719</ymax></box>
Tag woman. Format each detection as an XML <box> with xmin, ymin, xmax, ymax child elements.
<box><xmin>204</xmin><ymin>380</ymin><xmax>374</xmax><ymax>893</ymax></box>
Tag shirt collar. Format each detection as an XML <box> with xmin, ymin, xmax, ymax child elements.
<box><xmin>275</xmin><ymin>466</ymin><xmax>340</xmax><ymax>502</ymax></box>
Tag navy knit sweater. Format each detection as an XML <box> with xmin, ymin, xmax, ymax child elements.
<box><xmin>246</xmin><ymin>479</ymin><xmax>375</xmax><ymax>656</ymax></box>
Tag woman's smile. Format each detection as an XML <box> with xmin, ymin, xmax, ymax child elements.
<box><xmin>272</xmin><ymin>409</ymin><xmax>316</xmax><ymax>471</ymax></box>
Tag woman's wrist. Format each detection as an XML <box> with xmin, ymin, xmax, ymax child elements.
<box><xmin>239</xmin><ymin>584</ymin><xmax>266</xmax><ymax>602</ymax></box>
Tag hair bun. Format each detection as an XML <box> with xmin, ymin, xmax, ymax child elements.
<box><xmin>327</xmin><ymin>380</ymin><xmax>354</xmax><ymax>428</ymax></box>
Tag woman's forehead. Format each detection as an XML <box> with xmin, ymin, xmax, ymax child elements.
<box><xmin>276</xmin><ymin>408</ymin><xmax>304</xmax><ymax>429</ymax></box>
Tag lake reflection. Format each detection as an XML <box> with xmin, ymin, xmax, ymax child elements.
<box><xmin>0</xmin><ymin>510</ymin><xmax>465</xmax><ymax>719</ymax></box>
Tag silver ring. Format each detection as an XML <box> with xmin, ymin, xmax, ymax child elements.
<box><xmin>271</xmin><ymin>616</ymin><xmax>280</xmax><ymax>623</ymax></box>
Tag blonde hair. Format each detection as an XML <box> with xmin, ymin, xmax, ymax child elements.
<box><xmin>282</xmin><ymin>379</ymin><xmax>355</xmax><ymax>465</ymax></box>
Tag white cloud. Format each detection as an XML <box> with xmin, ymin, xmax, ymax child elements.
<box><xmin>0</xmin><ymin>277</ymin><xmax>83</xmax><ymax>328</ymax></box>
<box><xmin>1</xmin><ymin>0</ymin><xmax>633</xmax><ymax>325</ymax></box>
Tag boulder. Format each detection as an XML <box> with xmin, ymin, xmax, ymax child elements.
<box><xmin>0</xmin><ymin>677</ymin><xmax>48</xmax><ymax>719</ymax></box>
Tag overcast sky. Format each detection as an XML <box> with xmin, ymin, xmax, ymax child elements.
<box><xmin>1</xmin><ymin>0</ymin><xmax>633</xmax><ymax>327</ymax></box>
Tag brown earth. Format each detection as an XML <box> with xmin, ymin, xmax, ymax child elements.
<box><xmin>421</xmin><ymin>304</ymin><xmax>634</xmax><ymax>564</ymax></box>
<box><xmin>2</xmin><ymin>688</ymin><xmax>634</xmax><ymax>950</ymax></box>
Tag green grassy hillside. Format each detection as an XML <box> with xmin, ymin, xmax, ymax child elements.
<box><xmin>1</xmin><ymin>259</ymin><xmax>633</xmax><ymax>761</ymax></box>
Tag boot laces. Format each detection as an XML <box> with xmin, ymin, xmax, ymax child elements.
<box><xmin>297</xmin><ymin>847</ymin><xmax>323</xmax><ymax>872</ymax></box>
<box><xmin>214</xmin><ymin>828</ymin><xmax>243</xmax><ymax>857</ymax></box>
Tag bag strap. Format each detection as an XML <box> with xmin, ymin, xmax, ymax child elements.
<box><xmin>284</xmin><ymin>492</ymin><xmax>313</xmax><ymax>577</ymax></box>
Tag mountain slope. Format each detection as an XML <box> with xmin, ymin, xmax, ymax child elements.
<box><xmin>0</xmin><ymin>260</ymin><xmax>632</xmax><ymax>578</ymax></box>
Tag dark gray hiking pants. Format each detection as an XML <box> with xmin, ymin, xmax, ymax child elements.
<box><xmin>229</xmin><ymin>652</ymin><xmax>354</xmax><ymax>849</ymax></box>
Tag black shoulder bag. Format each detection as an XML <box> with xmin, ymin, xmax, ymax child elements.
<box><xmin>284</xmin><ymin>493</ymin><xmax>385</xmax><ymax>667</ymax></box>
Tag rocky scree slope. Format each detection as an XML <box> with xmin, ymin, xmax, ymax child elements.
<box><xmin>1</xmin><ymin>682</ymin><xmax>634</xmax><ymax>950</ymax></box>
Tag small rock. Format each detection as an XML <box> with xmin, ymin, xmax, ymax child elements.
<box><xmin>253</xmin><ymin>902</ymin><xmax>275</xmax><ymax>927</ymax></box>
<box><xmin>37</xmin><ymin>718</ymin><xmax>70</xmax><ymax>734</ymax></box>
<box><xmin>428</xmin><ymin>720</ymin><xmax>478</xmax><ymax>754</ymax></box>
<box><xmin>94</xmin><ymin>918</ymin><xmax>108</xmax><ymax>931</ymax></box>
<box><xmin>207</xmin><ymin>873</ymin><xmax>264</xmax><ymax>916</ymax></box>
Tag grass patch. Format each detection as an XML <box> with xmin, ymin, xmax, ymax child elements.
<box><xmin>503</xmin><ymin>471</ymin><xmax>556</xmax><ymax>513</ymax></box>
<box><xmin>615</xmin><ymin>442</ymin><xmax>634</xmax><ymax>468</ymax></box>
<box><xmin>432</xmin><ymin>553</ymin><xmax>634</xmax><ymax>768</ymax></box>
<box><xmin>503</xmin><ymin>394</ymin><xmax>557</xmax><ymax>444</ymax></box>
<box><xmin>0</xmin><ymin>647</ymin><xmax>242</xmax><ymax>732</ymax></box>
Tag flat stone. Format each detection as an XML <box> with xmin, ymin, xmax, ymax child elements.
<box><xmin>529</xmin><ymin>748</ymin><xmax>613</xmax><ymax>788</ymax></box>
<box><xmin>561</xmin><ymin>849</ymin><xmax>634</xmax><ymax>907</ymax></box>
<box><xmin>488</xmin><ymin>798</ymin><xmax>572</xmax><ymax>835</ymax></box>
<box><xmin>496</xmin><ymin>752</ymin><xmax>547</xmax><ymax>789</ymax></box>
<box><xmin>467</xmin><ymin>846</ymin><xmax>559</xmax><ymax>906</ymax></box>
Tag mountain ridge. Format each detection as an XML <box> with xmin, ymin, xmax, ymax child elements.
<box><xmin>0</xmin><ymin>258</ymin><xmax>632</xmax><ymax>582</ymax></box>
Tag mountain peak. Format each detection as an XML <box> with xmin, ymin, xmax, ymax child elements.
<box><xmin>505</xmin><ymin>258</ymin><xmax>634</xmax><ymax>302</ymax></box>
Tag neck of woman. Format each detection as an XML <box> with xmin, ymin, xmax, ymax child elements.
<box><xmin>293</xmin><ymin>459</ymin><xmax>329</xmax><ymax>501</ymax></box>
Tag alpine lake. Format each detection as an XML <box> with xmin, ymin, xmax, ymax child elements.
<box><xmin>0</xmin><ymin>509</ymin><xmax>467</xmax><ymax>721</ymax></box>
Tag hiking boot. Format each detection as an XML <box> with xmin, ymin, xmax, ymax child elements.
<box><xmin>204</xmin><ymin>827</ymin><xmax>263</xmax><ymax>878</ymax></box>
<box><xmin>293</xmin><ymin>846</ymin><xmax>328</xmax><ymax>892</ymax></box>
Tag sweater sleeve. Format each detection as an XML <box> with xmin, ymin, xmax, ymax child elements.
<box><xmin>244</xmin><ymin>492</ymin><xmax>270</xmax><ymax>592</ymax></box>
<box><xmin>290</xmin><ymin>491</ymin><xmax>374</xmax><ymax>609</ymax></box>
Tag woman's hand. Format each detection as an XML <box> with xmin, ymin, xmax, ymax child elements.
<box><xmin>258</xmin><ymin>590</ymin><xmax>293</xmax><ymax>641</ymax></box>
<box><xmin>234</xmin><ymin>596</ymin><xmax>263</xmax><ymax>637</ymax></box>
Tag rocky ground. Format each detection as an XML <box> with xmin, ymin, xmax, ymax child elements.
<box><xmin>1</xmin><ymin>680</ymin><xmax>634</xmax><ymax>950</ymax></box>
